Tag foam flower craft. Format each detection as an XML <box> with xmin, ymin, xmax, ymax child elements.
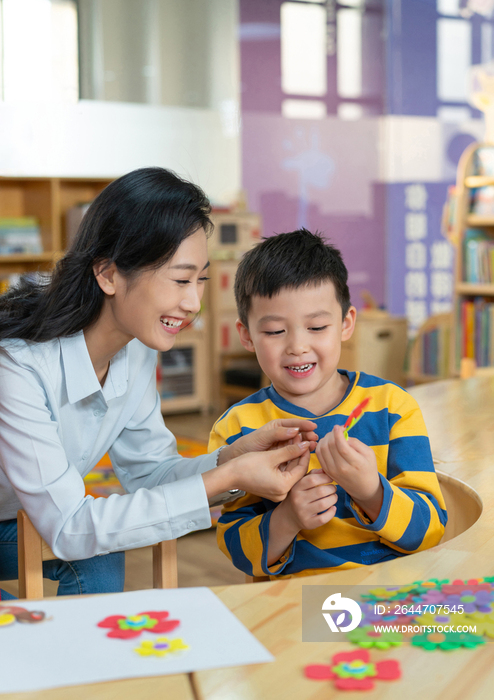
<box><xmin>359</xmin><ymin>603</ymin><xmax>414</xmax><ymax>627</ymax></box>
<box><xmin>411</xmin><ymin>579</ymin><xmax>450</xmax><ymax>595</ymax></box>
<box><xmin>362</xmin><ymin>587</ymin><xmax>411</xmax><ymax>603</ymax></box>
<box><xmin>346</xmin><ymin>626</ymin><xmax>403</xmax><ymax>649</ymax></box>
<box><xmin>411</xmin><ymin>630</ymin><xmax>485</xmax><ymax>651</ymax></box>
<box><xmin>442</xmin><ymin>582</ymin><xmax>491</xmax><ymax>596</ymax></box>
<box><xmin>97</xmin><ymin>611</ymin><xmax>180</xmax><ymax>639</ymax></box>
<box><xmin>134</xmin><ymin>636</ymin><xmax>189</xmax><ymax>658</ymax></box>
<box><xmin>463</xmin><ymin>612</ymin><xmax>494</xmax><ymax>638</ymax></box>
<box><xmin>0</xmin><ymin>613</ymin><xmax>15</xmax><ymax>627</ymax></box>
<box><xmin>443</xmin><ymin>590</ymin><xmax>494</xmax><ymax>614</ymax></box>
<box><xmin>414</xmin><ymin>588</ymin><xmax>447</xmax><ymax>605</ymax></box>
<box><xmin>304</xmin><ymin>650</ymin><xmax>401</xmax><ymax>691</ymax></box>
<box><xmin>417</xmin><ymin>612</ymin><xmax>467</xmax><ymax>629</ymax></box>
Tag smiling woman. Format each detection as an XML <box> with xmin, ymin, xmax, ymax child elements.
<box><xmin>0</xmin><ymin>167</ymin><xmax>316</xmax><ymax>600</ymax></box>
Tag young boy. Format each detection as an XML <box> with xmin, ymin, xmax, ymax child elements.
<box><xmin>209</xmin><ymin>229</ymin><xmax>447</xmax><ymax>579</ymax></box>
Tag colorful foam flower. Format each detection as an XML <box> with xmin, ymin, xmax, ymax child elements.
<box><xmin>134</xmin><ymin>636</ymin><xmax>189</xmax><ymax>658</ymax></box>
<box><xmin>0</xmin><ymin>613</ymin><xmax>16</xmax><ymax>627</ymax></box>
<box><xmin>416</xmin><ymin>612</ymin><xmax>467</xmax><ymax>629</ymax></box>
<box><xmin>441</xmin><ymin>582</ymin><xmax>491</xmax><ymax>597</ymax></box>
<box><xmin>411</xmin><ymin>630</ymin><xmax>485</xmax><ymax>651</ymax></box>
<box><xmin>362</xmin><ymin>587</ymin><xmax>410</xmax><ymax>603</ymax></box>
<box><xmin>443</xmin><ymin>590</ymin><xmax>494</xmax><ymax>614</ymax></box>
<box><xmin>463</xmin><ymin>612</ymin><xmax>494</xmax><ymax>638</ymax></box>
<box><xmin>304</xmin><ymin>650</ymin><xmax>401</xmax><ymax>691</ymax></box>
<box><xmin>97</xmin><ymin>610</ymin><xmax>180</xmax><ymax>639</ymax></box>
<box><xmin>346</xmin><ymin>626</ymin><xmax>403</xmax><ymax>649</ymax></box>
<box><xmin>414</xmin><ymin>588</ymin><xmax>447</xmax><ymax>605</ymax></box>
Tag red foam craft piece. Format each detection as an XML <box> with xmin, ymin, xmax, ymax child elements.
<box><xmin>375</xmin><ymin>660</ymin><xmax>402</xmax><ymax>680</ymax></box>
<box><xmin>304</xmin><ymin>664</ymin><xmax>335</xmax><ymax>680</ymax></box>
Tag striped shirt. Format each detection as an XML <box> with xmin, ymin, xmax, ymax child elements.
<box><xmin>209</xmin><ymin>371</ymin><xmax>447</xmax><ymax>579</ymax></box>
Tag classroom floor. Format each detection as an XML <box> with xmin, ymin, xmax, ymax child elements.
<box><xmin>2</xmin><ymin>411</ymin><xmax>244</xmax><ymax>599</ymax></box>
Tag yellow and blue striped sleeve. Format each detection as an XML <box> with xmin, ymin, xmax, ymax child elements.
<box><xmin>346</xmin><ymin>387</ymin><xmax>447</xmax><ymax>553</ymax></box>
<box><xmin>209</xmin><ymin>398</ymin><xmax>296</xmax><ymax>576</ymax></box>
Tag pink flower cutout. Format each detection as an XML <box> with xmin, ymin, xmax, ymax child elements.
<box><xmin>97</xmin><ymin>610</ymin><xmax>180</xmax><ymax>639</ymax></box>
<box><xmin>305</xmin><ymin>649</ymin><xmax>401</xmax><ymax>691</ymax></box>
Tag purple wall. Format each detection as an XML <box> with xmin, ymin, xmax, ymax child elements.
<box><xmin>239</xmin><ymin>0</ymin><xmax>386</xmax><ymax>310</ymax></box>
<box><xmin>239</xmin><ymin>0</ymin><xmax>491</xmax><ymax>331</ymax></box>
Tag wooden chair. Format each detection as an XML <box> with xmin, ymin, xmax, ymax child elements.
<box><xmin>16</xmin><ymin>509</ymin><xmax>178</xmax><ymax>599</ymax></box>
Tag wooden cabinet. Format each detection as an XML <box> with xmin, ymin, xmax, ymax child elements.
<box><xmin>158</xmin><ymin>324</ymin><xmax>210</xmax><ymax>415</ymax></box>
<box><xmin>208</xmin><ymin>210</ymin><xmax>266</xmax><ymax>412</ymax></box>
<box><xmin>339</xmin><ymin>311</ymin><xmax>408</xmax><ymax>387</ymax></box>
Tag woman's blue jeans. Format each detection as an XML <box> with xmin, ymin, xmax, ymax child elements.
<box><xmin>0</xmin><ymin>518</ymin><xmax>125</xmax><ymax>600</ymax></box>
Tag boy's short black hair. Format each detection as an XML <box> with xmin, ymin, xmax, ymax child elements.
<box><xmin>234</xmin><ymin>229</ymin><xmax>351</xmax><ymax>326</ymax></box>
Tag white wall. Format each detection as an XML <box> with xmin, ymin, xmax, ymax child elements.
<box><xmin>0</xmin><ymin>99</ymin><xmax>240</xmax><ymax>204</ymax></box>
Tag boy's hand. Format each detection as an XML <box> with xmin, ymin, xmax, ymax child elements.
<box><xmin>315</xmin><ymin>424</ymin><xmax>383</xmax><ymax>522</ymax></box>
<box><xmin>266</xmin><ymin>468</ymin><xmax>337</xmax><ymax>566</ymax></box>
<box><xmin>279</xmin><ymin>468</ymin><xmax>338</xmax><ymax>531</ymax></box>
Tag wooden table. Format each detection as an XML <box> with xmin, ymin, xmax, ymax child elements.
<box><xmin>4</xmin><ymin>377</ymin><xmax>494</xmax><ymax>699</ymax></box>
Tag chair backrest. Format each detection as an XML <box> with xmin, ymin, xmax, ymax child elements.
<box><xmin>16</xmin><ymin>509</ymin><xmax>178</xmax><ymax>599</ymax></box>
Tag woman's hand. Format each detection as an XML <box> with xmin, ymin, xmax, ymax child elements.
<box><xmin>203</xmin><ymin>441</ymin><xmax>311</xmax><ymax>503</ymax></box>
<box><xmin>217</xmin><ymin>419</ymin><xmax>318</xmax><ymax>465</ymax></box>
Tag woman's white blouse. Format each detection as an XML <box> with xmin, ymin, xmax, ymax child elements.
<box><xmin>0</xmin><ymin>332</ymin><xmax>217</xmax><ymax>560</ymax></box>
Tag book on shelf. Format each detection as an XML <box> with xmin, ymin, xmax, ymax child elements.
<box><xmin>418</xmin><ymin>325</ymin><xmax>450</xmax><ymax>378</ymax></box>
<box><xmin>463</xmin><ymin>228</ymin><xmax>494</xmax><ymax>284</ymax></box>
<box><xmin>0</xmin><ymin>217</ymin><xmax>42</xmax><ymax>255</ymax></box>
<box><xmin>458</xmin><ymin>297</ymin><xmax>494</xmax><ymax>368</ymax></box>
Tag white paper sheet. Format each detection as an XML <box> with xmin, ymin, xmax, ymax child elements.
<box><xmin>0</xmin><ymin>587</ymin><xmax>273</xmax><ymax>693</ymax></box>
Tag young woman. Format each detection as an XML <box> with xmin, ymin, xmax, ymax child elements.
<box><xmin>0</xmin><ymin>168</ymin><xmax>315</xmax><ymax>598</ymax></box>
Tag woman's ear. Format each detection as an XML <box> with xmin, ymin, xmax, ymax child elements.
<box><xmin>341</xmin><ymin>306</ymin><xmax>357</xmax><ymax>342</ymax></box>
<box><xmin>93</xmin><ymin>261</ymin><xmax>118</xmax><ymax>296</ymax></box>
<box><xmin>236</xmin><ymin>319</ymin><xmax>255</xmax><ymax>352</ymax></box>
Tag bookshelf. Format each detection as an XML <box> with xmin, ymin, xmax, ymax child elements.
<box><xmin>0</xmin><ymin>176</ymin><xmax>112</xmax><ymax>281</ymax></box>
<box><xmin>451</xmin><ymin>143</ymin><xmax>494</xmax><ymax>374</ymax></box>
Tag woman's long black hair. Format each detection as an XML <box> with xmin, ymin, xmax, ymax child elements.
<box><xmin>0</xmin><ymin>167</ymin><xmax>212</xmax><ymax>342</ymax></box>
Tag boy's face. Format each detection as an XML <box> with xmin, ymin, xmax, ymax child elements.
<box><xmin>236</xmin><ymin>281</ymin><xmax>356</xmax><ymax>414</ymax></box>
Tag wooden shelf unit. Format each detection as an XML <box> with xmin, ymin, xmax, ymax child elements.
<box><xmin>451</xmin><ymin>143</ymin><xmax>494</xmax><ymax>374</ymax></box>
<box><xmin>0</xmin><ymin>176</ymin><xmax>113</xmax><ymax>278</ymax></box>
<box><xmin>207</xmin><ymin>209</ymin><xmax>264</xmax><ymax>413</ymax></box>
<box><xmin>159</xmin><ymin>324</ymin><xmax>210</xmax><ymax>415</ymax></box>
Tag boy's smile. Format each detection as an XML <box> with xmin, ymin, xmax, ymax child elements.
<box><xmin>237</xmin><ymin>282</ymin><xmax>356</xmax><ymax>416</ymax></box>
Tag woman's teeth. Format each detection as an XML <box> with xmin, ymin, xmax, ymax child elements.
<box><xmin>286</xmin><ymin>363</ymin><xmax>314</xmax><ymax>372</ymax></box>
<box><xmin>160</xmin><ymin>318</ymin><xmax>182</xmax><ymax>328</ymax></box>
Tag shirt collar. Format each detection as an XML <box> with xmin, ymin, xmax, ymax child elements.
<box><xmin>60</xmin><ymin>331</ymin><xmax>128</xmax><ymax>404</ymax></box>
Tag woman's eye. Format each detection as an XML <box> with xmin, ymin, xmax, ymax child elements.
<box><xmin>199</xmin><ymin>276</ymin><xmax>211</xmax><ymax>283</ymax></box>
<box><xmin>175</xmin><ymin>279</ymin><xmax>191</xmax><ymax>285</ymax></box>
